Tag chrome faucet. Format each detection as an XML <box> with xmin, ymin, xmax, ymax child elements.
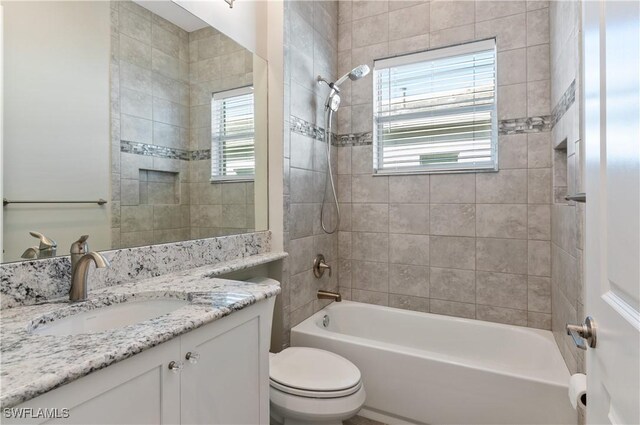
<box><xmin>69</xmin><ymin>252</ymin><xmax>110</xmax><ymax>302</ymax></box>
<box><xmin>317</xmin><ymin>290</ymin><xmax>342</xmax><ymax>302</ymax></box>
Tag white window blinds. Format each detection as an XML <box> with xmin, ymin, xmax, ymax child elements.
<box><xmin>373</xmin><ymin>39</ymin><xmax>498</xmax><ymax>174</ymax></box>
<box><xmin>211</xmin><ymin>86</ymin><xmax>255</xmax><ymax>181</ymax></box>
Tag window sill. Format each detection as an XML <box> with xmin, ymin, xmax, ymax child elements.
<box><xmin>210</xmin><ymin>177</ymin><xmax>255</xmax><ymax>184</ymax></box>
<box><xmin>372</xmin><ymin>167</ymin><xmax>499</xmax><ymax>176</ymax></box>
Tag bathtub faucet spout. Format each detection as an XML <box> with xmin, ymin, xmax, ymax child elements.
<box><xmin>318</xmin><ymin>290</ymin><xmax>342</xmax><ymax>302</ymax></box>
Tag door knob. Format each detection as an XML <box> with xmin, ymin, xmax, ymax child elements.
<box><xmin>566</xmin><ymin>316</ymin><xmax>597</xmax><ymax>350</ymax></box>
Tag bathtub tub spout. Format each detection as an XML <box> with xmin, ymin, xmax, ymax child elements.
<box><xmin>317</xmin><ymin>290</ymin><xmax>342</xmax><ymax>302</ymax></box>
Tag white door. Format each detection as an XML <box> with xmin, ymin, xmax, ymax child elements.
<box><xmin>583</xmin><ymin>1</ymin><xmax>640</xmax><ymax>424</ymax></box>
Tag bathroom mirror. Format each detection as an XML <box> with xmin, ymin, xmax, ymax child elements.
<box><xmin>1</xmin><ymin>0</ymin><xmax>268</xmax><ymax>263</ymax></box>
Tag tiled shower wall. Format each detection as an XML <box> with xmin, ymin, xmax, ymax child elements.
<box><xmin>549</xmin><ymin>0</ymin><xmax>585</xmax><ymax>374</ymax></box>
<box><xmin>188</xmin><ymin>28</ymin><xmax>255</xmax><ymax>239</ymax></box>
<box><xmin>111</xmin><ymin>1</ymin><xmax>190</xmax><ymax>248</ymax></box>
<box><xmin>334</xmin><ymin>0</ymin><xmax>554</xmax><ymax>329</ymax></box>
<box><xmin>281</xmin><ymin>0</ymin><xmax>340</xmax><ymax>347</ymax></box>
<box><xmin>110</xmin><ymin>1</ymin><xmax>254</xmax><ymax>248</ymax></box>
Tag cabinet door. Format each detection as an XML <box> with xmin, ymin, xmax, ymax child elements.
<box><xmin>6</xmin><ymin>338</ymin><xmax>181</xmax><ymax>425</ymax></box>
<box><xmin>180</xmin><ymin>312</ymin><xmax>261</xmax><ymax>425</ymax></box>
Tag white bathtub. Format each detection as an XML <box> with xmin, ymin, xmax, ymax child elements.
<box><xmin>291</xmin><ymin>301</ymin><xmax>576</xmax><ymax>425</ymax></box>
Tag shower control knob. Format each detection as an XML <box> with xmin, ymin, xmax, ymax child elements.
<box><xmin>185</xmin><ymin>351</ymin><xmax>200</xmax><ymax>364</ymax></box>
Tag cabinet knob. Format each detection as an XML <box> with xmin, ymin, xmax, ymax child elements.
<box><xmin>185</xmin><ymin>351</ymin><xmax>200</xmax><ymax>364</ymax></box>
<box><xmin>168</xmin><ymin>361</ymin><xmax>184</xmax><ymax>373</ymax></box>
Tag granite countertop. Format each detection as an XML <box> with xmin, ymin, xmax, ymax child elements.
<box><xmin>0</xmin><ymin>253</ymin><xmax>285</xmax><ymax>408</ymax></box>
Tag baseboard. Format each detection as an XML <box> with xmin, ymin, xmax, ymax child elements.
<box><xmin>357</xmin><ymin>407</ymin><xmax>423</xmax><ymax>425</ymax></box>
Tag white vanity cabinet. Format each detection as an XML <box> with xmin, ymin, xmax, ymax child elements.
<box><xmin>6</xmin><ymin>299</ymin><xmax>273</xmax><ymax>425</ymax></box>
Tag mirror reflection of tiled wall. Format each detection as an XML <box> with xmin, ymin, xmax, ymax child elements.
<box><xmin>110</xmin><ymin>1</ymin><xmax>255</xmax><ymax>248</ymax></box>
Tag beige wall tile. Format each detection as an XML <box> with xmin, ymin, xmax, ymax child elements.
<box><xmin>352</xmin><ymin>288</ymin><xmax>389</xmax><ymax>306</ymax></box>
<box><xmin>289</xmin><ymin>236</ymin><xmax>315</xmax><ymax>275</ymax></box>
<box><xmin>388</xmin><ymin>34</ymin><xmax>431</xmax><ymax>55</ymax></box>
<box><xmin>528</xmin><ymin>240</ymin><xmax>551</xmax><ymax>276</ymax></box>
<box><xmin>476</xmin><ymin>305</ymin><xmax>527</xmax><ymax>326</ymax></box>
<box><xmin>475</xmin><ymin>1</ymin><xmax>526</xmax><ymax>22</ymax></box>
<box><xmin>476</xmin><ymin>238</ymin><xmax>528</xmax><ymax>274</ymax></box>
<box><xmin>498</xmin><ymin>83</ymin><xmax>527</xmax><ymax>119</ymax></box>
<box><xmin>352</xmin><ymin>231</ymin><xmax>389</xmax><ymax>262</ymax></box>
<box><xmin>352</xmin><ymin>0</ymin><xmax>389</xmax><ymax>20</ymax></box>
<box><xmin>499</xmin><ymin>134</ymin><xmax>528</xmax><ymax>169</ymax></box>
<box><xmin>430</xmin><ymin>299</ymin><xmax>476</xmax><ymax>319</ymax></box>
<box><xmin>430</xmin><ymin>173</ymin><xmax>475</xmax><ymax>203</ymax></box>
<box><xmin>352</xmin><ymin>203</ymin><xmax>389</xmax><ymax>232</ymax></box>
<box><xmin>389</xmin><ymin>204</ymin><xmax>429</xmax><ymax>234</ymax></box>
<box><xmin>389</xmin><ymin>233</ymin><xmax>429</xmax><ymax>265</ymax></box>
<box><xmin>389</xmin><ymin>294</ymin><xmax>430</xmax><ymax>312</ymax></box>
<box><xmin>352</xmin><ymin>260</ymin><xmax>389</xmax><ymax>291</ymax></box>
<box><xmin>429</xmin><ymin>24</ymin><xmax>475</xmax><ymax>48</ymax></box>
<box><xmin>527</xmin><ymin>7</ymin><xmax>549</xmax><ymax>45</ymax></box>
<box><xmin>476</xmin><ymin>169</ymin><xmax>528</xmax><ymax>203</ymax></box>
<box><xmin>498</xmin><ymin>48</ymin><xmax>527</xmax><ymax>86</ymax></box>
<box><xmin>528</xmin><ymin>204</ymin><xmax>551</xmax><ymax>240</ymax></box>
<box><xmin>476</xmin><ymin>271</ymin><xmax>527</xmax><ymax>310</ymax></box>
<box><xmin>389</xmin><ymin>264</ymin><xmax>430</xmax><ymax>297</ymax></box>
<box><xmin>528</xmin><ymin>133</ymin><xmax>552</xmax><ymax>168</ymax></box>
<box><xmin>528</xmin><ymin>168</ymin><xmax>552</xmax><ymax>203</ymax></box>
<box><xmin>352</xmin><ymin>175</ymin><xmax>389</xmax><ymax>203</ymax></box>
<box><xmin>476</xmin><ymin>204</ymin><xmax>527</xmax><ymax>238</ymax></box>
<box><xmin>430</xmin><ymin>204</ymin><xmax>475</xmax><ymax>236</ymax></box>
<box><xmin>475</xmin><ymin>13</ymin><xmax>526</xmax><ymax>51</ymax></box>
<box><xmin>352</xmin><ymin>13</ymin><xmax>389</xmax><ymax>48</ymax></box>
<box><xmin>430</xmin><ymin>267</ymin><xmax>476</xmax><ymax>303</ymax></box>
<box><xmin>528</xmin><ymin>311</ymin><xmax>551</xmax><ymax>330</ymax></box>
<box><xmin>389</xmin><ymin>3</ymin><xmax>430</xmax><ymax>40</ymax></box>
<box><xmin>389</xmin><ymin>175</ymin><xmax>430</xmax><ymax>203</ymax></box>
<box><xmin>430</xmin><ymin>236</ymin><xmax>476</xmax><ymax>269</ymax></box>
<box><xmin>528</xmin><ymin>275</ymin><xmax>551</xmax><ymax>313</ymax></box>
<box><xmin>430</xmin><ymin>0</ymin><xmax>475</xmax><ymax>32</ymax></box>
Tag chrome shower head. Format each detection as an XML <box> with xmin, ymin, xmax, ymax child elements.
<box><xmin>348</xmin><ymin>64</ymin><xmax>370</xmax><ymax>81</ymax></box>
<box><xmin>334</xmin><ymin>64</ymin><xmax>370</xmax><ymax>86</ymax></box>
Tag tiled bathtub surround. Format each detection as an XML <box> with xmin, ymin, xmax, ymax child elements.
<box><xmin>549</xmin><ymin>1</ymin><xmax>585</xmax><ymax>374</ymax></box>
<box><xmin>281</xmin><ymin>0</ymin><xmax>340</xmax><ymax>347</ymax></box>
<box><xmin>332</xmin><ymin>0</ymin><xmax>553</xmax><ymax>330</ymax></box>
<box><xmin>0</xmin><ymin>231</ymin><xmax>272</xmax><ymax>309</ymax></box>
<box><xmin>110</xmin><ymin>1</ymin><xmax>255</xmax><ymax>248</ymax></box>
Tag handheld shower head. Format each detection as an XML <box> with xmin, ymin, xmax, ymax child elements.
<box><xmin>334</xmin><ymin>64</ymin><xmax>370</xmax><ymax>86</ymax></box>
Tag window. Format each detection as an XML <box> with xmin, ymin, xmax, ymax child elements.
<box><xmin>211</xmin><ymin>86</ymin><xmax>255</xmax><ymax>181</ymax></box>
<box><xmin>373</xmin><ymin>39</ymin><xmax>497</xmax><ymax>174</ymax></box>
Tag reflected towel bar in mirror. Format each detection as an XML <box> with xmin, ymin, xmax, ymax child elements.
<box><xmin>3</xmin><ymin>198</ymin><xmax>108</xmax><ymax>207</ymax></box>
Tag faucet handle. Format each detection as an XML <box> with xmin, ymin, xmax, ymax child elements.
<box><xmin>71</xmin><ymin>235</ymin><xmax>90</xmax><ymax>255</ymax></box>
<box><xmin>29</xmin><ymin>231</ymin><xmax>57</xmax><ymax>250</ymax></box>
<box><xmin>313</xmin><ymin>254</ymin><xmax>332</xmax><ymax>278</ymax></box>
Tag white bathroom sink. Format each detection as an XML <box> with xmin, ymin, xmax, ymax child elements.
<box><xmin>32</xmin><ymin>299</ymin><xmax>190</xmax><ymax>336</ymax></box>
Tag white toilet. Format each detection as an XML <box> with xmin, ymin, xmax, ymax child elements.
<box><xmin>269</xmin><ymin>347</ymin><xmax>366</xmax><ymax>425</ymax></box>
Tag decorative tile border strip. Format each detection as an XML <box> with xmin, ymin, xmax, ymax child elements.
<box><xmin>551</xmin><ymin>79</ymin><xmax>576</xmax><ymax>128</ymax></box>
<box><xmin>120</xmin><ymin>140</ymin><xmax>211</xmax><ymax>161</ymax></box>
<box><xmin>190</xmin><ymin>149</ymin><xmax>212</xmax><ymax>160</ymax></box>
<box><xmin>337</xmin><ymin>132</ymin><xmax>373</xmax><ymax>146</ymax></box>
<box><xmin>498</xmin><ymin>116</ymin><xmax>552</xmax><ymax>135</ymax></box>
<box><xmin>290</xmin><ymin>115</ymin><xmax>326</xmax><ymax>141</ymax></box>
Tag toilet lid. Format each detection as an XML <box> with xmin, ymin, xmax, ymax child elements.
<box><xmin>270</xmin><ymin>347</ymin><xmax>361</xmax><ymax>392</ymax></box>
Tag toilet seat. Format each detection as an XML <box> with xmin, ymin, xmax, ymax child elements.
<box><xmin>269</xmin><ymin>347</ymin><xmax>362</xmax><ymax>399</ymax></box>
<box><xmin>270</xmin><ymin>378</ymin><xmax>362</xmax><ymax>399</ymax></box>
